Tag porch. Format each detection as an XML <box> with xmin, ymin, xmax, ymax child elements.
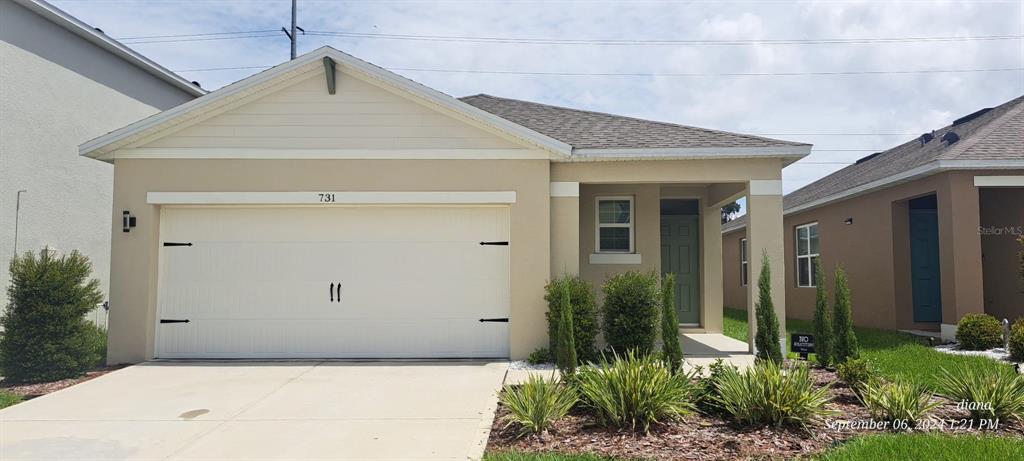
<box><xmin>548</xmin><ymin>159</ymin><xmax>791</xmax><ymax>357</ymax></box>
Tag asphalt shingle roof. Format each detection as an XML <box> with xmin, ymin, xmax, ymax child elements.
<box><xmin>459</xmin><ymin>94</ymin><xmax>810</xmax><ymax>150</ymax></box>
<box><xmin>722</xmin><ymin>95</ymin><xmax>1024</xmax><ymax>233</ymax></box>
<box><xmin>784</xmin><ymin>95</ymin><xmax>1024</xmax><ymax>211</ymax></box>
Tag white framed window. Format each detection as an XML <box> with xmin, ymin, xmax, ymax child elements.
<box><xmin>740</xmin><ymin>238</ymin><xmax>749</xmax><ymax>286</ymax></box>
<box><xmin>795</xmin><ymin>222</ymin><xmax>820</xmax><ymax>287</ymax></box>
<box><xmin>595</xmin><ymin>196</ymin><xmax>634</xmax><ymax>253</ymax></box>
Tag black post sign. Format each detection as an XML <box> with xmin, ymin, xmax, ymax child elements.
<box><xmin>791</xmin><ymin>333</ymin><xmax>815</xmax><ymax>360</ymax></box>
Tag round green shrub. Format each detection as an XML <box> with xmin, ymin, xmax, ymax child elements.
<box><xmin>956</xmin><ymin>314</ymin><xmax>1004</xmax><ymax>351</ymax></box>
<box><xmin>527</xmin><ymin>347</ymin><xmax>552</xmax><ymax>365</ymax></box>
<box><xmin>0</xmin><ymin>249</ymin><xmax>104</xmax><ymax>383</ymax></box>
<box><xmin>601</xmin><ymin>271</ymin><xmax>660</xmax><ymax>355</ymax></box>
<box><xmin>1009</xmin><ymin>318</ymin><xmax>1024</xmax><ymax>362</ymax></box>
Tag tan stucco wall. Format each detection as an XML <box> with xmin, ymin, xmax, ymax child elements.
<box><xmin>107</xmin><ymin>159</ymin><xmax>550</xmax><ymax>363</ymax></box>
<box><xmin>550</xmin><ymin>196</ymin><xmax>580</xmax><ymax>276</ymax></box>
<box><xmin>723</xmin><ymin>170</ymin><xmax>1022</xmax><ymax>331</ymax></box>
<box><xmin>979</xmin><ymin>187</ymin><xmax>1024</xmax><ymax>322</ymax></box>
<box><xmin>577</xmin><ymin>183</ymin><xmax>663</xmax><ymax>294</ymax></box>
<box><xmin>722</xmin><ymin>229</ymin><xmax>748</xmax><ymax>309</ymax></box>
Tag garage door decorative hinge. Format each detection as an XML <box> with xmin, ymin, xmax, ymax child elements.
<box><xmin>479</xmin><ymin>241</ymin><xmax>509</xmax><ymax>246</ymax></box>
<box><xmin>160</xmin><ymin>319</ymin><xmax>190</xmax><ymax>324</ymax></box>
<box><xmin>479</xmin><ymin>318</ymin><xmax>509</xmax><ymax>322</ymax></box>
<box><xmin>163</xmin><ymin>242</ymin><xmax>193</xmax><ymax>247</ymax></box>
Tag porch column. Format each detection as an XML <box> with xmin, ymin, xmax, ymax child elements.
<box><xmin>699</xmin><ymin>186</ymin><xmax>739</xmax><ymax>334</ymax></box>
<box><xmin>937</xmin><ymin>173</ymin><xmax>984</xmax><ymax>340</ymax></box>
<box><xmin>550</xmin><ymin>182</ymin><xmax>580</xmax><ymax>276</ymax></box>
<box><xmin>746</xmin><ymin>180</ymin><xmax>787</xmax><ymax>355</ymax></box>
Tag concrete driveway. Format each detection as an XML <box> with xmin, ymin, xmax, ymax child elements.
<box><xmin>0</xmin><ymin>361</ymin><xmax>508</xmax><ymax>460</ymax></box>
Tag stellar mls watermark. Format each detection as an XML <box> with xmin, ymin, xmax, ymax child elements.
<box><xmin>978</xmin><ymin>225</ymin><xmax>1023</xmax><ymax>236</ymax></box>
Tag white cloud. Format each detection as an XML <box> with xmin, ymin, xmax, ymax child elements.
<box><xmin>52</xmin><ymin>0</ymin><xmax>1023</xmax><ymax>192</ymax></box>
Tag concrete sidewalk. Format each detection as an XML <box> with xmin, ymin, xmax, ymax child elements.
<box><xmin>0</xmin><ymin>361</ymin><xmax>508</xmax><ymax>460</ymax></box>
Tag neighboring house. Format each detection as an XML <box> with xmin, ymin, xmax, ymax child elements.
<box><xmin>0</xmin><ymin>0</ymin><xmax>202</xmax><ymax>311</ymax></box>
<box><xmin>723</xmin><ymin>96</ymin><xmax>1024</xmax><ymax>341</ymax></box>
<box><xmin>81</xmin><ymin>47</ymin><xmax>811</xmax><ymax>363</ymax></box>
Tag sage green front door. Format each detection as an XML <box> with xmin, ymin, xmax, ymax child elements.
<box><xmin>661</xmin><ymin>214</ymin><xmax>700</xmax><ymax>325</ymax></box>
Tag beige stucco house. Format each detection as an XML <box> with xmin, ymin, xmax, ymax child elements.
<box><xmin>82</xmin><ymin>47</ymin><xmax>811</xmax><ymax>363</ymax></box>
<box><xmin>723</xmin><ymin>96</ymin><xmax>1024</xmax><ymax>341</ymax></box>
<box><xmin>1</xmin><ymin>0</ymin><xmax>202</xmax><ymax>312</ymax></box>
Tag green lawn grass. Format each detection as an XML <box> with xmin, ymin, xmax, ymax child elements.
<box><xmin>0</xmin><ymin>390</ymin><xmax>23</xmax><ymax>409</ymax></box>
<box><xmin>815</xmin><ymin>433</ymin><xmax>1024</xmax><ymax>460</ymax></box>
<box><xmin>723</xmin><ymin>308</ymin><xmax>1013</xmax><ymax>388</ymax></box>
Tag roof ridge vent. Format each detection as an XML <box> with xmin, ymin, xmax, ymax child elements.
<box><xmin>952</xmin><ymin>107</ymin><xmax>992</xmax><ymax>126</ymax></box>
<box><xmin>941</xmin><ymin>131</ymin><xmax>960</xmax><ymax>146</ymax></box>
<box><xmin>855</xmin><ymin>152</ymin><xmax>884</xmax><ymax>164</ymax></box>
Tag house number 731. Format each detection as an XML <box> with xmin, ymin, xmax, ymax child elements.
<box><xmin>318</xmin><ymin>193</ymin><xmax>336</xmax><ymax>203</ymax></box>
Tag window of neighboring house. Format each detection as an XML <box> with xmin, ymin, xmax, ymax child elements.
<box><xmin>795</xmin><ymin>222</ymin><xmax>820</xmax><ymax>287</ymax></box>
<box><xmin>596</xmin><ymin>196</ymin><xmax>634</xmax><ymax>253</ymax></box>
<box><xmin>740</xmin><ymin>238</ymin><xmax>749</xmax><ymax>286</ymax></box>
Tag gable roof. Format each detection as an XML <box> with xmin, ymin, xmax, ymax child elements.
<box><xmin>785</xmin><ymin>95</ymin><xmax>1024</xmax><ymax>213</ymax></box>
<box><xmin>722</xmin><ymin>95</ymin><xmax>1024</xmax><ymax>234</ymax></box>
<box><xmin>80</xmin><ymin>47</ymin><xmax>573</xmax><ymax>160</ymax></box>
<box><xmin>460</xmin><ymin>94</ymin><xmax>810</xmax><ymax>162</ymax></box>
<box><xmin>13</xmin><ymin>0</ymin><xmax>205</xmax><ymax>97</ymax></box>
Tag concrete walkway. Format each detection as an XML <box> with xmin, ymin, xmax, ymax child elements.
<box><xmin>504</xmin><ymin>334</ymin><xmax>755</xmax><ymax>384</ymax></box>
<box><xmin>0</xmin><ymin>361</ymin><xmax>508</xmax><ymax>460</ymax></box>
<box><xmin>681</xmin><ymin>333</ymin><xmax>755</xmax><ymax>376</ymax></box>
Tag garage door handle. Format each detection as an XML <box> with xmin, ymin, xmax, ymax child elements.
<box><xmin>479</xmin><ymin>241</ymin><xmax>508</xmax><ymax>246</ymax></box>
<box><xmin>479</xmin><ymin>318</ymin><xmax>509</xmax><ymax>323</ymax></box>
<box><xmin>160</xmin><ymin>319</ymin><xmax>190</xmax><ymax>324</ymax></box>
<box><xmin>330</xmin><ymin>283</ymin><xmax>335</xmax><ymax>302</ymax></box>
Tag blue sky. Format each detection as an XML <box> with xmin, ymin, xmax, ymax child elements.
<box><xmin>52</xmin><ymin>0</ymin><xmax>1024</xmax><ymax>197</ymax></box>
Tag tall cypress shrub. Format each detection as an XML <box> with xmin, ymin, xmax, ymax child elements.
<box><xmin>0</xmin><ymin>249</ymin><xmax>104</xmax><ymax>383</ymax></box>
<box><xmin>813</xmin><ymin>263</ymin><xmax>833</xmax><ymax>367</ymax></box>
<box><xmin>544</xmin><ymin>275</ymin><xmax>597</xmax><ymax>361</ymax></box>
<box><xmin>754</xmin><ymin>252</ymin><xmax>783</xmax><ymax>363</ymax></box>
<box><xmin>832</xmin><ymin>266</ymin><xmax>859</xmax><ymax>363</ymax></box>
<box><xmin>555</xmin><ymin>287</ymin><xmax>577</xmax><ymax>376</ymax></box>
<box><xmin>660</xmin><ymin>273</ymin><xmax>683</xmax><ymax>372</ymax></box>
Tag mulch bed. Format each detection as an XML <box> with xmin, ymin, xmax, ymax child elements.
<box><xmin>486</xmin><ymin>367</ymin><xmax>1024</xmax><ymax>460</ymax></box>
<box><xmin>1</xmin><ymin>366</ymin><xmax>124</xmax><ymax>400</ymax></box>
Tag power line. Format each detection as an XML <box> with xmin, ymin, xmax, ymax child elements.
<box><xmin>122</xmin><ymin>33</ymin><xmax>281</xmax><ymax>44</ymax></box>
<box><xmin>116</xmin><ymin>30</ymin><xmax>277</xmax><ymax>40</ymax></box>
<box><xmin>306</xmin><ymin>30</ymin><xmax>1024</xmax><ymax>46</ymax></box>
<box><xmin>388</xmin><ymin>66</ymin><xmax>1024</xmax><ymax>76</ymax></box>
<box><xmin>170</xmin><ymin>65</ymin><xmax>1024</xmax><ymax>77</ymax></box>
<box><xmin>119</xmin><ymin>29</ymin><xmax>1024</xmax><ymax>46</ymax></box>
<box><xmin>749</xmin><ymin>133</ymin><xmax>917</xmax><ymax>136</ymax></box>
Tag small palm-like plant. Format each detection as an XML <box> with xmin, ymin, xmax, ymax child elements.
<box><xmin>859</xmin><ymin>378</ymin><xmax>941</xmax><ymax>428</ymax></box>
<box><xmin>938</xmin><ymin>364</ymin><xmax>1024</xmax><ymax>422</ymax></box>
<box><xmin>575</xmin><ymin>350</ymin><xmax>699</xmax><ymax>431</ymax></box>
<box><xmin>713</xmin><ymin>361</ymin><xmax>834</xmax><ymax>428</ymax></box>
<box><xmin>499</xmin><ymin>373</ymin><xmax>578</xmax><ymax>437</ymax></box>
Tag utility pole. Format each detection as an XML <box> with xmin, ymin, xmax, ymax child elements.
<box><xmin>281</xmin><ymin>0</ymin><xmax>304</xmax><ymax>60</ymax></box>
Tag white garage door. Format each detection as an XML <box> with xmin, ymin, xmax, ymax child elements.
<box><xmin>155</xmin><ymin>206</ymin><xmax>510</xmax><ymax>359</ymax></box>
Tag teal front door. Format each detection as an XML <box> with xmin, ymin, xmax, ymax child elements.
<box><xmin>661</xmin><ymin>214</ymin><xmax>700</xmax><ymax>325</ymax></box>
<box><xmin>909</xmin><ymin>206</ymin><xmax>942</xmax><ymax>322</ymax></box>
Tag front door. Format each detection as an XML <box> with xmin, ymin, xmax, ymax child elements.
<box><xmin>909</xmin><ymin>197</ymin><xmax>942</xmax><ymax>323</ymax></box>
<box><xmin>660</xmin><ymin>202</ymin><xmax>700</xmax><ymax>325</ymax></box>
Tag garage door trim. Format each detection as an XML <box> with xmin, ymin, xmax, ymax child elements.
<box><xmin>147</xmin><ymin>191</ymin><xmax>517</xmax><ymax>205</ymax></box>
